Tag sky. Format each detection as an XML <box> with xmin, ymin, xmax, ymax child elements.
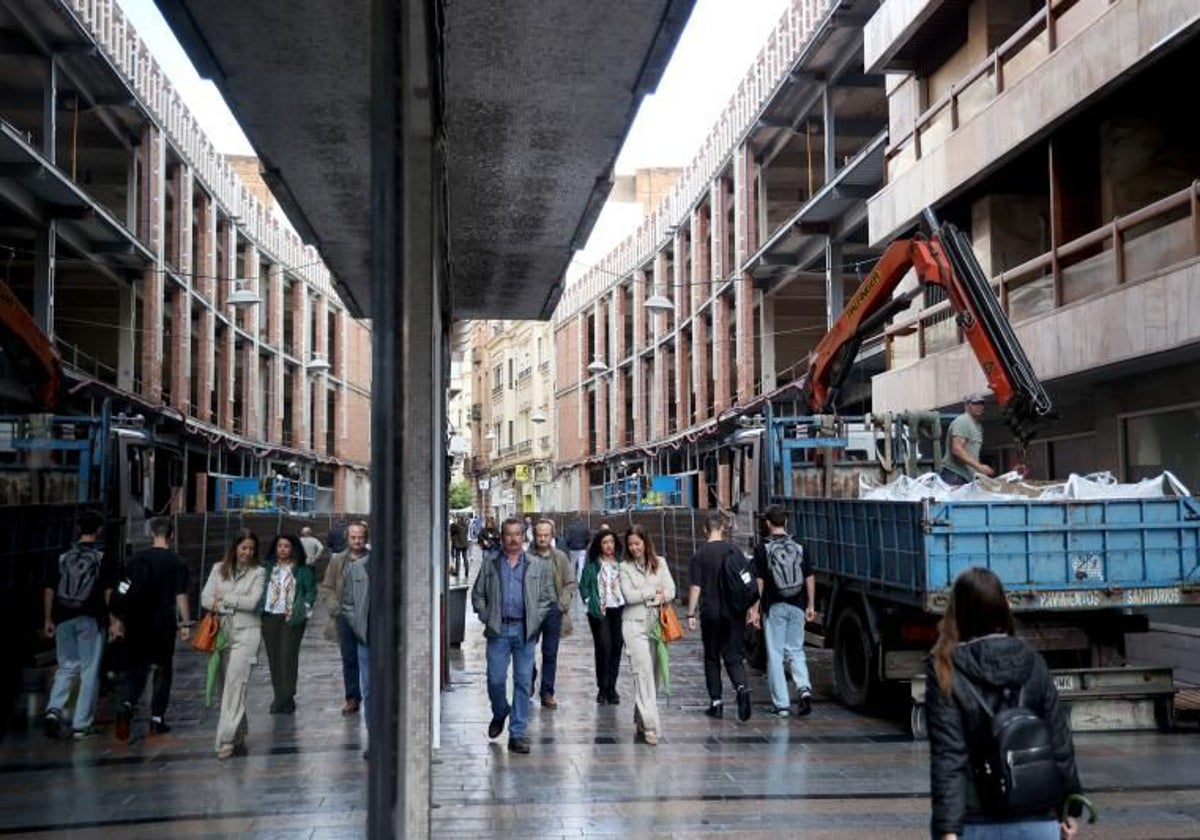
<box><xmin>117</xmin><ymin>0</ymin><xmax>791</xmax><ymax>277</ymax></box>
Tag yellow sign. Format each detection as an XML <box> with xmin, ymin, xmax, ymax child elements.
<box><xmin>514</xmin><ymin>464</ymin><xmax>530</xmax><ymax>481</ymax></box>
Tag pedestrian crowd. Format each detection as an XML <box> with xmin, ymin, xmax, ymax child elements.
<box><xmin>37</xmin><ymin>505</ymin><xmax>1089</xmax><ymax>838</ymax></box>
<box><xmin>39</xmin><ymin>509</ymin><xmax>370</xmax><ymax>761</ymax></box>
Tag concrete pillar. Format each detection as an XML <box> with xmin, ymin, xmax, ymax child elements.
<box><xmin>734</xmin><ymin>143</ymin><xmax>757</xmax><ymax>269</ymax></box>
<box><xmin>218</xmin><ymin>223</ymin><xmax>236</xmax><ymax>431</ymax></box>
<box><xmin>34</xmin><ymin>56</ymin><xmax>57</xmax><ymax>334</ymax></box>
<box><xmin>195</xmin><ymin>189</ymin><xmax>216</xmax><ymax>422</ymax></box>
<box><xmin>693</xmin><ymin>313</ymin><xmax>709</xmax><ymax>423</ymax></box>
<box><xmin>652</xmin><ymin>251</ymin><xmax>669</xmax><ymax>439</ymax></box>
<box><xmin>293</xmin><ymin>289</ymin><xmax>310</xmax><ymax>447</ymax></box>
<box><xmin>710</xmin><ymin>180</ymin><xmax>727</xmax><ymax>285</ymax></box>
<box><xmin>595</xmin><ymin>367</ymin><xmax>608</xmax><ymax>453</ymax></box>
<box><xmin>612</xmin><ymin>288</ymin><xmax>626</xmax><ymax>367</ymax></box>
<box><xmin>697</xmin><ymin>470</ymin><xmax>710</xmax><ymax>510</ymax></box>
<box><xmin>170</xmin><ymin>166</ymin><xmax>194</xmax><ymax>415</ymax></box>
<box><xmin>612</xmin><ymin>366</ymin><xmax>627</xmax><ymax>448</ymax></box>
<box><xmin>825</xmin><ymin>239</ymin><xmax>844</xmax><ymax>330</ymax></box>
<box><xmin>759</xmin><ymin>291</ymin><xmax>776</xmax><ymax>392</ymax></box>
<box><xmin>117</xmin><ymin>284</ymin><xmax>136</xmax><ymax>392</ymax></box>
<box><xmin>312</xmin><ymin>295</ymin><xmax>329</xmax><ymax>453</ymax></box>
<box><xmin>139</xmin><ymin>125</ymin><xmax>165</xmax><ymax>402</ymax></box>
<box><xmin>242</xmin><ymin>244</ymin><xmax>261</xmax><ymax>439</ymax></box>
<box><xmin>268</xmin><ymin>263</ymin><xmax>285</xmax><ymax>442</ymax></box>
<box><xmin>713</xmin><ymin>293</ymin><xmax>730</xmax><ymax>413</ymax></box>
<box><xmin>675</xmin><ymin>326</ymin><xmax>690</xmax><ymax>430</ymax></box>
<box><xmin>631</xmin><ymin>270</ymin><xmax>646</xmax><ymax>444</ymax></box>
<box><xmin>735</xmin><ymin>273</ymin><xmax>755</xmax><ymax>405</ymax></box>
<box><xmin>717</xmin><ymin>460</ymin><xmax>732</xmax><ymax>510</ymax></box>
<box><xmin>823</xmin><ymin>83</ymin><xmax>837</xmax><ymax>182</ymax></box>
<box><xmin>691</xmin><ymin>205</ymin><xmax>709</xmax><ymax>313</ymax></box>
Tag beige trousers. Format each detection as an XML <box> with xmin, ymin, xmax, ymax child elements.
<box><xmin>215</xmin><ymin>622</ymin><xmax>261</xmax><ymax>751</ymax></box>
<box><xmin>622</xmin><ymin>619</ymin><xmax>660</xmax><ymax>737</ymax></box>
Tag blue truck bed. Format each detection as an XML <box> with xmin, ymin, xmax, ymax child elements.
<box><xmin>781</xmin><ymin>496</ymin><xmax>1200</xmax><ymax>612</ymax></box>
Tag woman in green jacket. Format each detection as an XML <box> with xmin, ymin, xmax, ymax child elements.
<box><xmin>259</xmin><ymin>533</ymin><xmax>317</xmax><ymax>713</ymax></box>
<box><xmin>579</xmin><ymin>527</ymin><xmax>625</xmax><ymax>704</ymax></box>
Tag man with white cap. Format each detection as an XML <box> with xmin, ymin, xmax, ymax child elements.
<box><xmin>939</xmin><ymin>391</ymin><xmax>994</xmax><ymax>485</ymax></box>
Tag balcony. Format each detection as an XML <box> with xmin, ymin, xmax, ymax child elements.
<box><xmin>869</xmin><ymin>0</ymin><xmax>1197</xmax><ymax>243</ymax></box>
<box><xmin>874</xmin><ymin>183</ymin><xmax>1200</xmax><ymax>411</ymax></box>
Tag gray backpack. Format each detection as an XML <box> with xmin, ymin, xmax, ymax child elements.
<box><xmin>56</xmin><ymin>544</ymin><xmax>103</xmax><ymax>610</ymax></box>
<box><xmin>765</xmin><ymin>536</ymin><xmax>806</xmax><ymax>598</ymax></box>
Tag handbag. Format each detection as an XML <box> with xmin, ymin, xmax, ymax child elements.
<box><xmin>659</xmin><ymin>602</ymin><xmax>683</xmax><ymax>643</ymax></box>
<box><xmin>191</xmin><ymin>611</ymin><xmax>221</xmax><ymax>654</ymax></box>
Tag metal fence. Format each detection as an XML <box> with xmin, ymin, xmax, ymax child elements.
<box><xmin>544</xmin><ymin>508</ymin><xmax>756</xmax><ymax>594</ymax></box>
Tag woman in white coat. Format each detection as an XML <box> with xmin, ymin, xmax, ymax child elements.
<box><xmin>619</xmin><ymin>524</ymin><xmax>675</xmax><ymax>746</ymax></box>
<box><xmin>201</xmin><ymin>529</ymin><xmax>266</xmax><ymax>759</ymax></box>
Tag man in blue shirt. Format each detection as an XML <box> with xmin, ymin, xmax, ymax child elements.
<box><xmin>471</xmin><ymin>517</ymin><xmax>556</xmax><ymax>753</ymax></box>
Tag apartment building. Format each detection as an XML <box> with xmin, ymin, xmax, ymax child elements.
<box><xmin>0</xmin><ymin>0</ymin><xmax>372</xmax><ymax>512</ymax></box>
<box><xmin>865</xmin><ymin>0</ymin><xmax>1200</xmax><ymax>489</ymax></box>
<box><xmin>470</xmin><ymin>320</ymin><xmax>556</xmax><ymax>519</ymax></box>
<box><xmin>555</xmin><ymin>0</ymin><xmax>1199</xmax><ymax>510</ymax></box>
<box><xmin>554</xmin><ymin>0</ymin><xmax>888</xmax><ymax>510</ymax></box>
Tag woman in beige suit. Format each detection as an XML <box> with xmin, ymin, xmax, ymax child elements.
<box><xmin>619</xmin><ymin>525</ymin><xmax>675</xmax><ymax>746</ymax></box>
<box><xmin>201</xmin><ymin>529</ymin><xmax>266</xmax><ymax>759</ymax></box>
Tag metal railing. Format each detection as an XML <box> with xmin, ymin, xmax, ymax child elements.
<box><xmin>886</xmin><ymin>0</ymin><xmax>1098</xmax><ymax>171</ymax></box>
<box><xmin>885</xmin><ymin>181</ymin><xmax>1200</xmax><ymax>360</ymax></box>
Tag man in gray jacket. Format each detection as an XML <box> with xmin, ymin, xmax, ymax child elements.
<box><xmin>471</xmin><ymin>517</ymin><xmax>556</xmax><ymax>753</ymax></box>
<box><xmin>529</xmin><ymin>519</ymin><xmax>577</xmax><ymax>709</ymax></box>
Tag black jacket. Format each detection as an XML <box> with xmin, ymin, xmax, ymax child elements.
<box><xmin>927</xmin><ymin>635</ymin><xmax>1082</xmax><ymax>837</ymax></box>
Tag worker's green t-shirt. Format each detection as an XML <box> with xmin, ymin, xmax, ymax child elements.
<box><xmin>942</xmin><ymin>412</ymin><xmax>983</xmax><ymax>480</ymax></box>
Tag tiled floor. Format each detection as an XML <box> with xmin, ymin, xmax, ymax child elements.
<box><xmin>3</xmin><ymin>561</ymin><xmax>1200</xmax><ymax>838</ymax></box>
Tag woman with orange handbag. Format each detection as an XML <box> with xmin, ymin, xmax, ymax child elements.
<box><xmin>619</xmin><ymin>525</ymin><xmax>676</xmax><ymax>746</ymax></box>
<box><xmin>201</xmin><ymin>530</ymin><xmax>265</xmax><ymax>759</ymax></box>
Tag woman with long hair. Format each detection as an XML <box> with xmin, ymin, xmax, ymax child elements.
<box><xmin>200</xmin><ymin>529</ymin><xmax>265</xmax><ymax>759</ymax></box>
<box><xmin>259</xmin><ymin>533</ymin><xmax>317</xmax><ymax>714</ymax></box>
<box><xmin>927</xmin><ymin>567</ymin><xmax>1084</xmax><ymax>840</ymax></box>
<box><xmin>619</xmin><ymin>525</ymin><xmax>675</xmax><ymax>745</ymax></box>
<box><xmin>578</xmin><ymin>527</ymin><xmax>624</xmax><ymax>704</ymax></box>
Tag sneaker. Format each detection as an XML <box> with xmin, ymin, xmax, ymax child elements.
<box><xmin>341</xmin><ymin>698</ymin><xmax>361</xmax><ymax>716</ymax></box>
<box><xmin>149</xmin><ymin>718</ymin><xmax>171</xmax><ymax>734</ymax></box>
<box><xmin>115</xmin><ymin>704</ymin><xmax>133</xmax><ymax>742</ymax></box>
<box><xmin>768</xmin><ymin>706</ymin><xmax>790</xmax><ymax>718</ymax></box>
<box><xmin>643</xmin><ymin>732</ymin><xmax>658</xmax><ymax>746</ymax></box>
<box><xmin>72</xmin><ymin>726</ymin><xmax>95</xmax><ymax>741</ymax></box>
<box><xmin>487</xmin><ymin>706</ymin><xmax>510</xmax><ymax>739</ymax></box>
<box><xmin>797</xmin><ymin>689</ymin><xmax>813</xmax><ymax>717</ymax></box>
<box><xmin>704</xmin><ymin>701</ymin><xmax>723</xmax><ymax>719</ymax></box>
<box><xmin>43</xmin><ymin>710</ymin><xmax>62</xmax><ymax>740</ymax></box>
<box><xmin>607</xmin><ymin>690</ymin><xmax>621</xmax><ymax>705</ymax></box>
<box><xmin>736</xmin><ymin>686</ymin><xmax>752</xmax><ymax>722</ymax></box>
<box><xmin>596</xmin><ymin>691</ymin><xmax>607</xmax><ymax>705</ymax></box>
<box><xmin>507</xmin><ymin>738</ymin><xmax>530</xmax><ymax>754</ymax></box>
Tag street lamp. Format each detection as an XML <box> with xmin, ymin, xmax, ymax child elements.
<box><xmin>531</xmin><ymin>409</ymin><xmax>547</xmax><ymax>424</ymax></box>
<box><xmin>307</xmin><ymin>354</ymin><xmax>331</xmax><ymax>373</ymax></box>
<box><xmin>643</xmin><ymin>294</ymin><xmax>675</xmax><ymax>313</ymax></box>
<box><xmin>587</xmin><ymin>358</ymin><xmax>608</xmax><ymax>375</ymax></box>
<box><xmin>227</xmin><ymin>286</ymin><xmax>262</xmax><ymax>306</ymax></box>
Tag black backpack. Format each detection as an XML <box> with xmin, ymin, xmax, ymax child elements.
<box><xmin>764</xmin><ymin>536</ymin><xmax>806</xmax><ymax>598</ymax></box>
<box><xmin>721</xmin><ymin>546</ymin><xmax>759</xmax><ymax>615</ymax></box>
<box><xmin>56</xmin><ymin>544</ymin><xmax>103</xmax><ymax>610</ymax></box>
<box><xmin>961</xmin><ymin>678</ymin><xmax>1063</xmax><ymax>817</ymax></box>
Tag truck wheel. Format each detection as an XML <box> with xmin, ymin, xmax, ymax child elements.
<box><xmin>833</xmin><ymin>607</ymin><xmax>876</xmax><ymax>711</ymax></box>
<box><xmin>910</xmin><ymin>703</ymin><xmax>927</xmax><ymax>740</ymax></box>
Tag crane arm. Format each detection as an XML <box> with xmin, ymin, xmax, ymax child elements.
<box><xmin>801</xmin><ymin>210</ymin><xmax>1052</xmax><ymax>446</ymax></box>
<box><xmin>0</xmin><ymin>276</ymin><xmax>62</xmax><ymax>411</ymax></box>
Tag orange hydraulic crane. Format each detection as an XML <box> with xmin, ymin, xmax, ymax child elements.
<box><xmin>0</xmin><ymin>274</ymin><xmax>62</xmax><ymax>411</ymax></box>
<box><xmin>801</xmin><ymin>208</ymin><xmax>1052</xmax><ymax>446</ymax></box>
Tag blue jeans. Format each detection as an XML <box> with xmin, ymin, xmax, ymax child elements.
<box><xmin>336</xmin><ymin>613</ymin><xmax>362</xmax><ymax>702</ymax></box>
<box><xmin>961</xmin><ymin>821</ymin><xmax>1060</xmax><ymax>840</ymax></box>
<box><xmin>47</xmin><ymin>615</ymin><xmax>105</xmax><ymax>730</ymax></box>
<box><xmin>764</xmin><ymin>602</ymin><xmax>811</xmax><ymax>709</ymax></box>
<box><xmin>532</xmin><ymin>605</ymin><xmax>561</xmax><ymax>697</ymax></box>
<box><xmin>486</xmin><ymin>622</ymin><xmax>535</xmax><ymax>740</ymax></box>
<box><xmin>357</xmin><ymin>642</ymin><xmax>370</xmax><ymax>715</ymax></box>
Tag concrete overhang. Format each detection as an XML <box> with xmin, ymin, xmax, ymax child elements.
<box><xmin>154</xmin><ymin>0</ymin><xmax>694</xmax><ymax>321</ymax></box>
<box><xmin>863</xmin><ymin>0</ymin><xmax>968</xmax><ymax>74</ymax></box>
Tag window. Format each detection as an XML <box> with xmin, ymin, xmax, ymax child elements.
<box><xmin>1123</xmin><ymin>404</ymin><xmax>1200</xmax><ymax>491</ymax></box>
<box><xmin>508</xmin><ymin>359</ymin><xmax>514</xmax><ymax>389</ymax></box>
<box><xmin>536</xmin><ymin>337</ymin><xmax>544</xmax><ymax>364</ymax></box>
<box><xmin>492</xmin><ymin>363</ymin><xmax>503</xmax><ymax>389</ymax></box>
<box><xmin>507</xmin><ymin>420</ymin><xmax>514</xmax><ymax>448</ymax></box>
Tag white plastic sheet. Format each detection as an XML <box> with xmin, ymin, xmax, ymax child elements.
<box><xmin>859</xmin><ymin>470</ymin><xmax>1192</xmax><ymax>502</ymax></box>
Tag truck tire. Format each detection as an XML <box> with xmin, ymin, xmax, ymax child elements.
<box><xmin>833</xmin><ymin>606</ymin><xmax>876</xmax><ymax>711</ymax></box>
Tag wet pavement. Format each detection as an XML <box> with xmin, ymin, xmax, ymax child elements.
<box><xmin>2</xmin><ymin>559</ymin><xmax>1199</xmax><ymax>837</ymax></box>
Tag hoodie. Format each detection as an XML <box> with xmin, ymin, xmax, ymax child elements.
<box><xmin>926</xmin><ymin>634</ymin><xmax>1083</xmax><ymax>837</ymax></box>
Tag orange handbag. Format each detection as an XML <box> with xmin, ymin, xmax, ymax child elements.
<box><xmin>191</xmin><ymin>612</ymin><xmax>220</xmax><ymax>654</ymax></box>
<box><xmin>659</xmin><ymin>602</ymin><xmax>684</xmax><ymax>643</ymax></box>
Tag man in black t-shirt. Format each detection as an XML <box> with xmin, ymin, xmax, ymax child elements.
<box><xmin>43</xmin><ymin>509</ymin><xmax>117</xmax><ymax>740</ymax></box>
<box><xmin>112</xmin><ymin>517</ymin><xmax>191</xmax><ymax>740</ymax></box>
<box><xmin>685</xmin><ymin>511</ymin><xmax>753</xmax><ymax>722</ymax></box>
<box><xmin>752</xmin><ymin>505</ymin><xmax>815</xmax><ymax>717</ymax></box>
